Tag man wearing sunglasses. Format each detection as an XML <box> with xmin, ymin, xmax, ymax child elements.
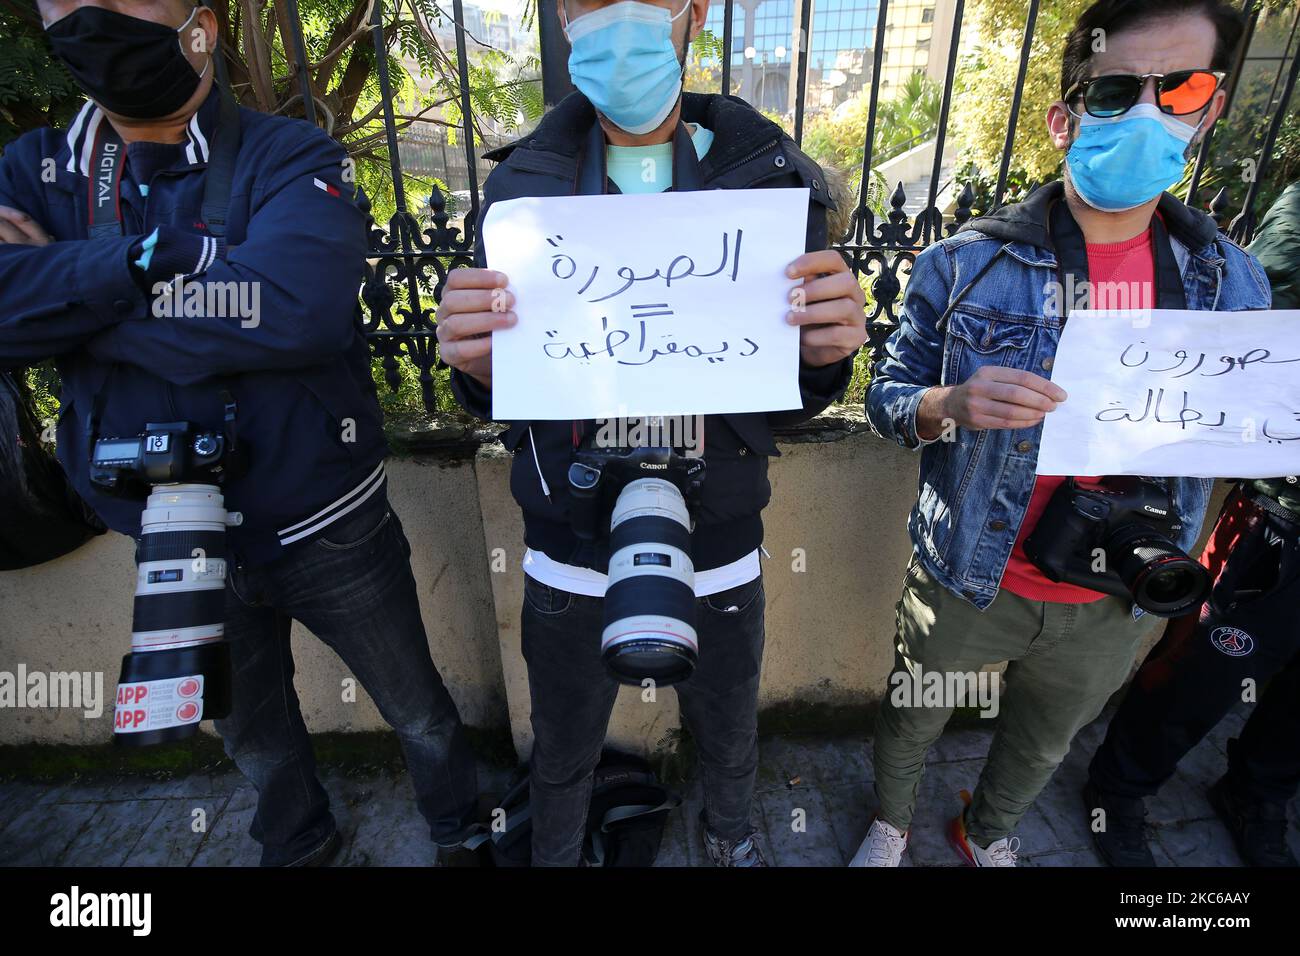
<box><xmin>858</xmin><ymin>0</ymin><xmax>1271</xmax><ymax>867</ymax></box>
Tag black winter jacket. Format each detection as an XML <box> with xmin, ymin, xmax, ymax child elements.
<box><xmin>451</xmin><ymin>91</ymin><xmax>854</xmax><ymax>572</ymax></box>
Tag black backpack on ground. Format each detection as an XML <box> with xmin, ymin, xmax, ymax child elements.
<box><xmin>484</xmin><ymin>749</ymin><xmax>681</xmax><ymax>867</ymax></box>
<box><xmin>0</xmin><ymin>370</ymin><xmax>105</xmax><ymax>569</ymax></box>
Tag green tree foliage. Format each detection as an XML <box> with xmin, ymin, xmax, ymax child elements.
<box><xmin>949</xmin><ymin>0</ymin><xmax>1087</xmax><ymax>202</ymax></box>
<box><xmin>0</xmin><ymin>2</ymin><xmax>86</xmax><ymax>143</ymax></box>
<box><xmin>803</xmin><ymin>70</ymin><xmax>943</xmax><ymax>186</ymax></box>
<box><xmin>1186</xmin><ymin>4</ymin><xmax>1300</xmax><ymax>222</ymax></box>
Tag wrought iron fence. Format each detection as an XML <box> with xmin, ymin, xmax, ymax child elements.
<box><xmin>298</xmin><ymin>0</ymin><xmax>1300</xmax><ymax>414</ymax></box>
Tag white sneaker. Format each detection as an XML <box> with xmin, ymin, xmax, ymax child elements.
<box><xmin>848</xmin><ymin>816</ymin><xmax>909</xmax><ymax>867</ymax></box>
<box><xmin>949</xmin><ymin>789</ymin><xmax>1020</xmax><ymax>866</ymax></box>
<box><xmin>967</xmin><ymin>835</ymin><xmax>1021</xmax><ymax>867</ymax></box>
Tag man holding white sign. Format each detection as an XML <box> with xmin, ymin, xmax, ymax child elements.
<box><xmin>437</xmin><ymin>0</ymin><xmax>864</xmax><ymax>867</ymax></box>
<box><xmin>859</xmin><ymin>0</ymin><xmax>1271</xmax><ymax>868</ymax></box>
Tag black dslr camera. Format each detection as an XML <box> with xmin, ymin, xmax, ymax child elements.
<box><xmin>1024</xmin><ymin>477</ymin><xmax>1210</xmax><ymax>618</ymax></box>
<box><xmin>566</xmin><ymin>439</ymin><xmax>706</xmax><ymax>687</ymax></box>
<box><xmin>89</xmin><ymin>421</ymin><xmax>242</xmax><ymax>747</ymax></box>
<box><xmin>90</xmin><ymin>421</ymin><xmax>231</xmax><ymax>499</ymax></box>
<box><xmin>567</xmin><ymin>442</ymin><xmax>705</xmax><ymax>542</ymax></box>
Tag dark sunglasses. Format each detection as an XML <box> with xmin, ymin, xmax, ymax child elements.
<box><xmin>1066</xmin><ymin>70</ymin><xmax>1227</xmax><ymax>119</ymax></box>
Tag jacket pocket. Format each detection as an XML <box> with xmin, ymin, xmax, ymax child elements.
<box><xmin>944</xmin><ymin>312</ymin><xmax>1038</xmax><ymax>382</ymax></box>
<box><xmin>294</xmin><ymin>363</ymin><xmax>383</xmax><ymax>459</ymax></box>
<box><xmin>503</xmin><ymin>421</ymin><xmax>531</xmax><ymax>452</ymax></box>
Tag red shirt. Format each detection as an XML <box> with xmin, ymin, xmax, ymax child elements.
<box><xmin>999</xmin><ymin>227</ymin><xmax>1156</xmax><ymax>602</ymax></box>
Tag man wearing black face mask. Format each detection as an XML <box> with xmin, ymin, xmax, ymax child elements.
<box><xmin>0</xmin><ymin>0</ymin><xmax>481</xmax><ymax>867</ymax></box>
<box><xmin>45</xmin><ymin>1</ymin><xmax>214</xmax><ymax>120</ymax></box>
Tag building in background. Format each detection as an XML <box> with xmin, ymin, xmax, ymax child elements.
<box><xmin>398</xmin><ymin>2</ymin><xmax>539</xmax><ymax>197</ymax></box>
<box><xmin>423</xmin><ymin>1</ymin><xmax>536</xmax><ymax>57</ymax></box>
<box><xmin>698</xmin><ymin>0</ymin><xmax>966</xmax><ymax>114</ymax></box>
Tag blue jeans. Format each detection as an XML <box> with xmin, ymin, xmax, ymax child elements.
<box><xmin>521</xmin><ymin>573</ymin><xmax>766</xmax><ymax>866</ymax></box>
<box><xmin>214</xmin><ymin>488</ymin><xmax>478</xmax><ymax>865</ymax></box>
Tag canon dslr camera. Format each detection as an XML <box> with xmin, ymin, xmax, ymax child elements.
<box><xmin>1024</xmin><ymin>477</ymin><xmax>1210</xmax><ymax>618</ymax></box>
<box><xmin>91</xmin><ymin>421</ymin><xmax>242</xmax><ymax>746</ymax></box>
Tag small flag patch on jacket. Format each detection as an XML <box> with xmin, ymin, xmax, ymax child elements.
<box><xmin>313</xmin><ymin>178</ymin><xmax>340</xmax><ymax>197</ymax></box>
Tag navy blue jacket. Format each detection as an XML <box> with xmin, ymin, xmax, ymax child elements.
<box><xmin>0</xmin><ymin>86</ymin><xmax>387</xmax><ymax>565</ymax></box>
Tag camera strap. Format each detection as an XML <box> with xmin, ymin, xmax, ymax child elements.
<box><xmin>82</xmin><ymin>82</ymin><xmax>243</xmax><ymax>463</ymax></box>
<box><xmin>1048</xmin><ymin>200</ymin><xmax>1188</xmax><ymax>320</ymax></box>
<box><xmin>84</xmin><ymin>83</ymin><xmax>242</xmax><ymax>243</ymax></box>
<box><xmin>84</xmin><ymin>363</ymin><xmax>118</xmax><ymax>466</ymax></box>
<box><xmin>85</xmin><ymin>124</ymin><xmax>127</xmax><ymax>242</ymax></box>
<box><xmin>220</xmin><ymin>389</ymin><xmax>249</xmax><ymax>483</ymax></box>
<box><xmin>1245</xmin><ymin>486</ymin><xmax>1300</xmax><ymax>528</ymax></box>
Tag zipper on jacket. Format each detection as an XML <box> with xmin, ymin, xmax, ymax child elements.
<box><xmin>705</xmin><ymin>139</ymin><xmax>780</xmax><ymax>183</ymax></box>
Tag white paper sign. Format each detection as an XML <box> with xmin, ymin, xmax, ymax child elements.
<box><xmin>483</xmin><ymin>188</ymin><xmax>809</xmax><ymax>420</ymax></box>
<box><xmin>1036</xmin><ymin>309</ymin><xmax>1300</xmax><ymax>479</ymax></box>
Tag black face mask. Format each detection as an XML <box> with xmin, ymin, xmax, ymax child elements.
<box><xmin>46</xmin><ymin>6</ymin><xmax>208</xmax><ymax>119</ymax></box>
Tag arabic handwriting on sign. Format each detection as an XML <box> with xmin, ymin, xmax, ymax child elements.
<box><xmin>541</xmin><ymin>319</ymin><xmax>761</xmax><ymax>367</ymax></box>
<box><xmin>1120</xmin><ymin>342</ymin><xmax>1300</xmax><ymax>378</ymax></box>
<box><xmin>1096</xmin><ymin>388</ymin><xmax>1228</xmax><ymax>430</ymax></box>
<box><xmin>1262</xmin><ymin>413</ymin><xmax>1300</xmax><ymax>444</ymax></box>
<box><xmin>545</xmin><ymin>229</ymin><xmax>745</xmax><ymax>304</ymax></box>
<box><xmin>642</xmin><ymin>336</ymin><xmax>758</xmax><ymax>366</ymax></box>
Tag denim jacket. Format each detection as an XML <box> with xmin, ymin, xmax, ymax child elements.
<box><xmin>866</xmin><ymin>182</ymin><xmax>1273</xmax><ymax>609</ymax></box>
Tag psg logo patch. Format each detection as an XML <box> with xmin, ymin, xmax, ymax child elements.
<box><xmin>1210</xmin><ymin>626</ymin><xmax>1255</xmax><ymax>657</ymax></box>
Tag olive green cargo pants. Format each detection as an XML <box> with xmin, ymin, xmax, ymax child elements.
<box><xmin>872</xmin><ymin>556</ymin><xmax>1156</xmax><ymax>846</ymax></box>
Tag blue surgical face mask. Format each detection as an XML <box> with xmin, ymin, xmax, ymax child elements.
<box><xmin>1066</xmin><ymin>103</ymin><xmax>1203</xmax><ymax>213</ymax></box>
<box><xmin>565</xmin><ymin>0</ymin><xmax>691</xmax><ymax>135</ymax></box>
